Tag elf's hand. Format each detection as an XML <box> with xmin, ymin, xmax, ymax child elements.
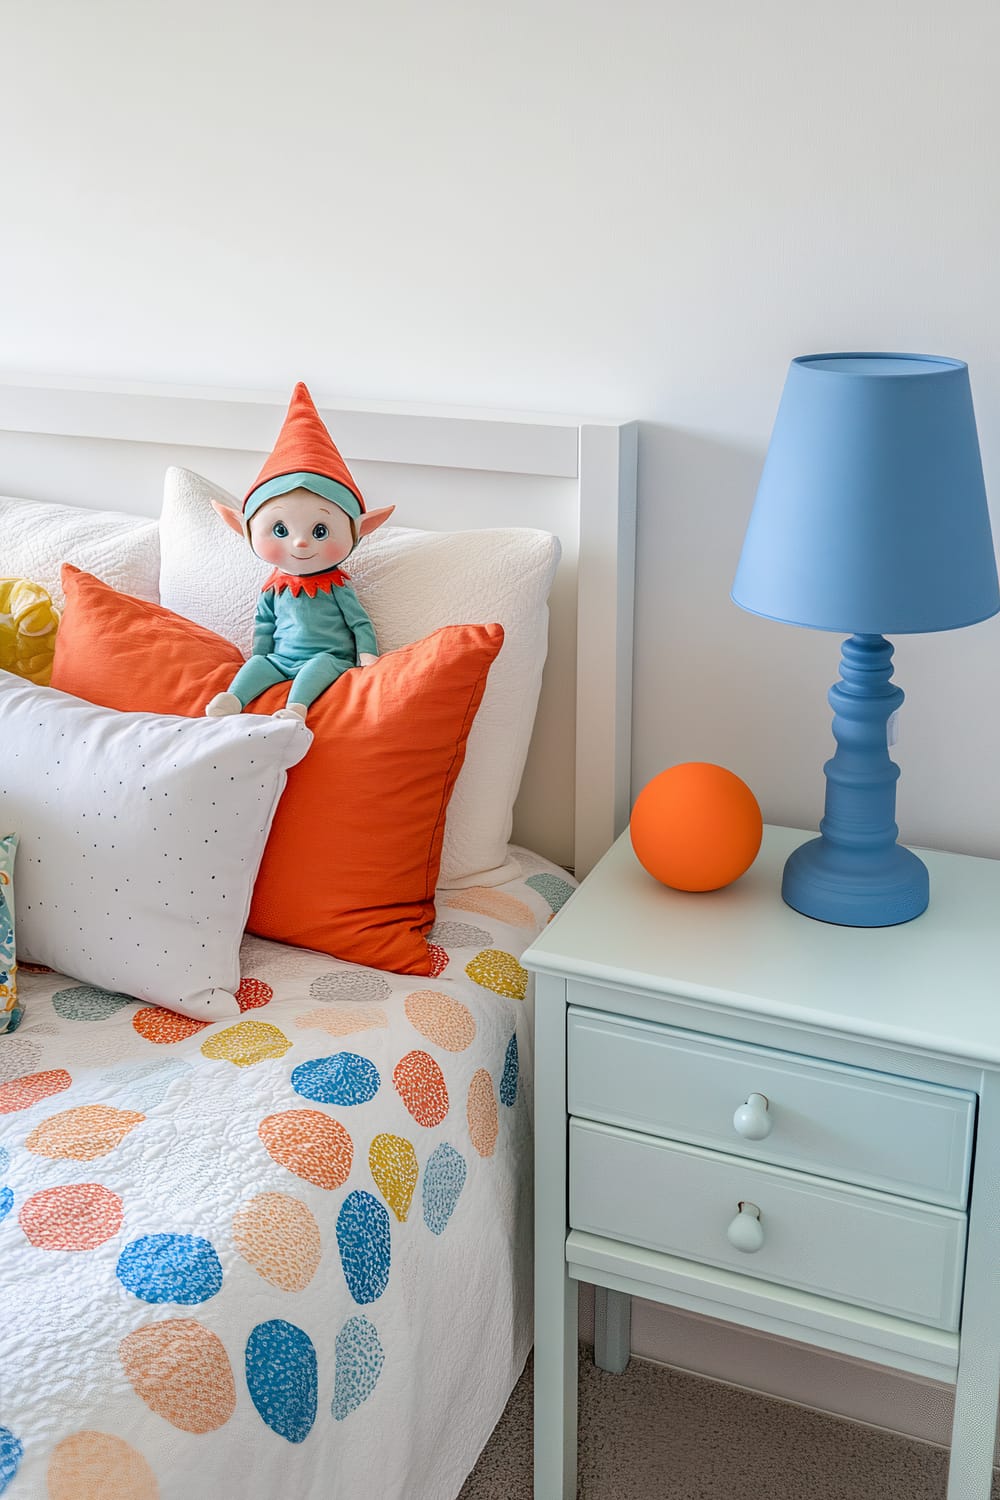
<box><xmin>358</xmin><ymin>653</ymin><xmax>378</xmax><ymax>668</ymax></box>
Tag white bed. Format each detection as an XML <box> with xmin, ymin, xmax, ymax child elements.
<box><xmin>0</xmin><ymin>380</ymin><xmax>636</xmax><ymax>1500</ymax></box>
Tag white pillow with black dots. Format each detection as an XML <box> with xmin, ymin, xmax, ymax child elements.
<box><xmin>0</xmin><ymin>671</ymin><xmax>311</xmax><ymax>1020</ymax></box>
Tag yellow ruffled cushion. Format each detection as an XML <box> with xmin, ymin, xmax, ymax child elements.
<box><xmin>0</xmin><ymin>577</ymin><xmax>61</xmax><ymax>685</ymax></box>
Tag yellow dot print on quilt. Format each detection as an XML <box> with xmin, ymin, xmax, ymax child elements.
<box><xmin>465</xmin><ymin>949</ymin><xmax>529</xmax><ymax>1000</ymax></box>
<box><xmin>0</xmin><ymin>577</ymin><xmax>60</xmax><ymax>685</ymax></box>
<box><xmin>369</xmin><ymin>1134</ymin><xmax>419</xmax><ymax>1222</ymax></box>
<box><xmin>47</xmin><ymin>1431</ymin><xmax>158</xmax><ymax>1500</ymax></box>
<box><xmin>200</xmin><ymin>1020</ymin><xmax>291</xmax><ymax>1068</ymax></box>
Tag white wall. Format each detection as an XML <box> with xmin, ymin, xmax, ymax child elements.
<box><xmin>5</xmin><ymin>0</ymin><xmax>1000</xmax><ymax>1437</ymax></box>
<box><xmin>6</xmin><ymin>0</ymin><xmax>999</xmax><ymax>857</ymax></box>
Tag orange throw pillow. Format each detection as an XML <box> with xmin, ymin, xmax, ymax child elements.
<box><xmin>52</xmin><ymin>566</ymin><xmax>503</xmax><ymax>974</ymax></box>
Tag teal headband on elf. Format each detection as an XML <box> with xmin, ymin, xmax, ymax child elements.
<box><xmin>243</xmin><ymin>472</ymin><xmax>363</xmax><ymax>528</ymax></box>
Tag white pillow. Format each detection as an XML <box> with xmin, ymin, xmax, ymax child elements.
<box><xmin>0</xmin><ymin>496</ymin><xmax>160</xmax><ymax>609</ymax></box>
<box><xmin>158</xmin><ymin>466</ymin><xmax>559</xmax><ymax>888</ymax></box>
<box><xmin>0</xmin><ymin>672</ymin><xmax>311</xmax><ymax>1020</ymax></box>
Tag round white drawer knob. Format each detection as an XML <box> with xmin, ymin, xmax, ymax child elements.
<box><xmin>733</xmin><ymin>1092</ymin><xmax>772</xmax><ymax>1140</ymax></box>
<box><xmin>727</xmin><ymin>1201</ymin><xmax>764</xmax><ymax>1253</ymax></box>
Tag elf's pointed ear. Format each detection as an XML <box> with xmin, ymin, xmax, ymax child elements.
<box><xmin>355</xmin><ymin>505</ymin><xmax>395</xmax><ymax>540</ymax></box>
<box><xmin>212</xmin><ymin>499</ymin><xmax>247</xmax><ymax>537</ymax></box>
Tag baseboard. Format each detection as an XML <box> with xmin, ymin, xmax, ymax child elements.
<box><xmin>578</xmin><ymin>1284</ymin><xmax>999</xmax><ymax>1462</ymax></box>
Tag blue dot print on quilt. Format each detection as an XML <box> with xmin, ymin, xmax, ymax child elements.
<box><xmin>246</xmin><ymin>1320</ymin><xmax>318</xmax><ymax>1443</ymax></box>
<box><xmin>422</xmin><ymin>1142</ymin><xmax>467</xmax><ymax>1235</ymax></box>
<box><xmin>0</xmin><ymin>1187</ymin><xmax>12</xmax><ymax>1225</ymax></box>
<box><xmin>116</xmin><ymin>1233</ymin><xmax>223</xmax><ymax>1303</ymax></box>
<box><xmin>525</xmin><ymin>872</ymin><xmax>575</xmax><ymax>914</ymax></box>
<box><xmin>52</xmin><ymin>984</ymin><xmax>135</xmax><ymax>1021</ymax></box>
<box><xmin>0</xmin><ymin>1147</ymin><xmax>9</xmax><ymax>1176</ymax></box>
<box><xmin>499</xmin><ymin>1032</ymin><xmax>519</xmax><ymax>1107</ymax></box>
<box><xmin>332</xmin><ymin>1315</ymin><xmax>385</xmax><ymax>1420</ymax></box>
<box><xmin>0</xmin><ymin>1427</ymin><xmax>23</xmax><ymax>1495</ymax></box>
<box><xmin>291</xmin><ymin>1053</ymin><xmax>380</xmax><ymax>1107</ymax></box>
<box><xmin>336</xmin><ymin>1190</ymin><xmax>390</xmax><ymax>1304</ymax></box>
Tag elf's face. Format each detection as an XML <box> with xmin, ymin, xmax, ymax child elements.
<box><xmin>249</xmin><ymin>489</ymin><xmax>356</xmax><ymax>575</ymax></box>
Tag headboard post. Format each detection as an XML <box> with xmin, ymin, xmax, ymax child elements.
<box><xmin>574</xmin><ymin>421</ymin><xmax>638</xmax><ymax>877</ymax></box>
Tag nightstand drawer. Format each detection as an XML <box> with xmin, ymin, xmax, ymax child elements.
<box><xmin>569</xmin><ymin>1119</ymin><xmax>966</xmax><ymax>1330</ymax></box>
<box><xmin>567</xmin><ymin>1003</ymin><xmax>975</xmax><ymax>1208</ymax></box>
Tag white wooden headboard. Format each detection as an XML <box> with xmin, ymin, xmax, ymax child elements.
<box><xmin>0</xmin><ymin>376</ymin><xmax>637</xmax><ymax>877</ymax></box>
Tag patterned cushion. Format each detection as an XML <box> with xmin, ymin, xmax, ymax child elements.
<box><xmin>0</xmin><ymin>833</ymin><xmax>19</xmax><ymax>1034</ymax></box>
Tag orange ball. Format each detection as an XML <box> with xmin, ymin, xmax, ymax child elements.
<box><xmin>629</xmin><ymin>762</ymin><xmax>762</xmax><ymax>892</ymax></box>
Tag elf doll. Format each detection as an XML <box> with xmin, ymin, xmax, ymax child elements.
<box><xmin>206</xmin><ymin>383</ymin><xmax>394</xmax><ymax>721</ymax></box>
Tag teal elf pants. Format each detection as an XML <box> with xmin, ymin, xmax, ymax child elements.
<box><xmin>228</xmin><ymin>651</ymin><xmax>355</xmax><ymax>710</ymax></box>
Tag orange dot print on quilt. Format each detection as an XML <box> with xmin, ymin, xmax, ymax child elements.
<box><xmin>426</xmin><ymin>943</ymin><xmax>449</xmax><ymax>978</ymax></box>
<box><xmin>295</xmin><ymin>1006</ymin><xmax>388</xmax><ymax>1038</ymax></box>
<box><xmin>444</xmin><ymin>887</ymin><xmax>535</xmax><ymax>927</ymax></box>
<box><xmin>133</xmin><ymin>1008</ymin><xmax>208</xmax><ymax>1044</ymax></box>
<box><xmin>0</xmin><ymin>1068</ymin><xmax>72</xmax><ymax>1114</ymax></box>
<box><xmin>233</xmin><ymin>1192</ymin><xmax>322</xmax><ymax>1291</ymax></box>
<box><xmin>404</xmin><ymin>991</ymin><xmax>476</xmax><ymax>1052</ymax></box>
<box><xmin>393</xmin><ymin>1051</ymin><xmax>449</xmax><ymax>1127</ymax></box>
<box><xmin>467</xmin><ymin>1070</ymin><xmax>499</xmax><ymax>1157</ymax></box>
<box><xmin>47</xmin><ymin>1431</ymin><xmax>158</xmax><ymax>1500</ymax></box>
<box><xmin>25</xmin><ymin>1105</ymin><xmax>144</xmax><ymax>1160</ymax></box>
<box><xmin>119</xmin><ymin>1320</ymin><xmax>236</xmax><ymax>1433</ymax></box>
<box><xmin>259</xmin><ymin>1110</ymin><xmax>353</xmax><ymax>1190</ymax></box>
<box><xmin>19</xmin><ymin>1183</ymin><xmax>124</xmax><ymax>1251</ymax></box>
<box><xmin>236</xmin><ymin>976</ymin><xmax>274</xmax><ymax>1012</ymax></box>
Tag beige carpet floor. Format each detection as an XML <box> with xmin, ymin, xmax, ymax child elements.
<box><xmin>459</xmin><ymin>1349</ymin><xmax>1000</xmax><ymax>1499</ymax></box>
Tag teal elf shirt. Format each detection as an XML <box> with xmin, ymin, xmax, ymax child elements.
<box><xmin>253</xmin><ymin>576</ymin><xmax>377</xmax><ymax>674</ymax></box>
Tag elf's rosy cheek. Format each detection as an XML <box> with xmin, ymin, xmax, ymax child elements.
<box><xmin>315</xmin><ymin>535</ymin><xmax>348</xmax><ymax>564</ymax></box>
<box><xmin>253</xmin><ymin>533</ymin><xmax>289</xmax><ymax>565</ymax></box>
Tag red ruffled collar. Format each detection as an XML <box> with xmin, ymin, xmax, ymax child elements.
<box><xmin>263</xmin><ymin>567</ymin><xmax>350</xmax><ymax>597</ymax></box>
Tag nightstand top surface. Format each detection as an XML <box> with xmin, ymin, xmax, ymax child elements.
<box><xmin>523</xmin><ymin>827</ymin><xmax>1000</xmax><ymax>1066</ymax></box>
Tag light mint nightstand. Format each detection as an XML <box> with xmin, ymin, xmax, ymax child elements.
<box><xmin>522</xmin><ymin>826</ymin><xmax>1000</xmax><ymax>1500</ymax></box>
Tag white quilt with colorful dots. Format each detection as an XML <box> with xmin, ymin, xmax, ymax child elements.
<box><xmin>0</xmin><ymin>852</ymin><xmax>575</xmax><ymax>1500</ymax></box>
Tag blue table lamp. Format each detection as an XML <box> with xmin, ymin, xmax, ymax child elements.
<box><xmin>733</xmin><ymin>353</ymin><xmax>1000</xmax><ymax>927</ymax></box>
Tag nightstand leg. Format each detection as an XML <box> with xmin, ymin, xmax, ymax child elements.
<box><xmin>594</xmin><ymin>1287</ymin><xmax>631</xmax><ymax>1373</ymax></box>
<box><xmin>947</xmin><ymin>1072</ymin><xmax>1000</xmax><ymax>1500</ymax></box>
<box><xmin>534</xmin><ymin>975</ymin><xmax>577</xmax><ymax>1499</ymax></box>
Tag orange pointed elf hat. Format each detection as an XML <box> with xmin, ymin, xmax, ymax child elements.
<box><xmin>244</xmin><ymin>382</ymin><xmax>366</xmax><ymax>523</ymax></box>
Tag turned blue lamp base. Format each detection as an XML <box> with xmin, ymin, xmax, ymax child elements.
<box><xmin>782</xmin><ymin>835</ymin><xmax>929</xmax><ymax>927</ymax></box>
<box><xmin>783</xmin><ymin>633</ymin><xmax>929</xmax><ymax>928</ymax></box>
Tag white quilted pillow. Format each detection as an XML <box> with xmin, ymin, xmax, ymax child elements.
<box><xmin>0</xmin><ymin>496</ymin><xmax>159</xmax><ymax>609</ymax></box>
<box><xmin>158</xmin><ymin>466</ymin><xmax>559</xmax><ymax>888</ymax></box>
<box><xmin>0</xmin><ymin>672</ymin><xmax>311</xmax><ymax>1020</ymax></box>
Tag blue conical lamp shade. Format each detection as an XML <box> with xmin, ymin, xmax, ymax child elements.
<box><xmin>732</xmin><ymin>353</ymin><xmax>1000</xmax><ymax>929</ymax></box>
<box><xmin>733</xmin><ymin>354</ymin><xmax>1000</xmax><ymax>633</ymax></box>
